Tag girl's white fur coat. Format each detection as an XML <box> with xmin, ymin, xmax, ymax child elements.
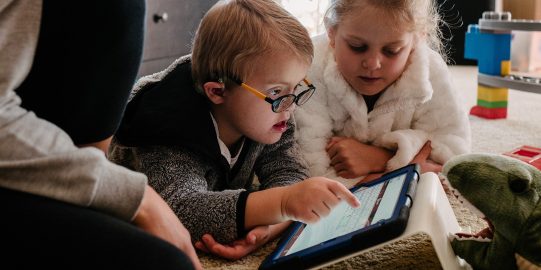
<box><xmin>295</xmin><ymin>34</ymin><xmax>471</xmax><ymax>179</ymax></box>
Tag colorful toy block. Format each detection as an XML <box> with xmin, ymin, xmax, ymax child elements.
<box><xmin>470</xmin><ymin>105</ymin><xmax>507</xmax><ymax>119</ymax></box>
<box><xmin>465</xmin><ymin>24</ymin><xmax>512</xmax><ymax>76</ymax></box>
<box><xmin>503</xmin><ymin>145</ymin><xmax>541</xmax><ymax>170</ymax></box>
<box><xmin>477</xmin><ymin>85</ymin><xmax>508</xmax><ymax>101</ymax></box>
<box><xmin>464</xmin><ymin>12</ymin><xmax>512</xmax><ymax>119</ymax></box>
<box><xmin>465</xmin><ymin>11</ymin><xmax>541</xmax><ymax>119</ymax></box>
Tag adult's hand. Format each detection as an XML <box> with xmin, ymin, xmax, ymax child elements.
<box><xmin>133</xmin><ymin>185</ymin><xmax>203</xmax><ymax>270</ymax></box>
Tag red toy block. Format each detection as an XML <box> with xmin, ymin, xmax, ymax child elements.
<box><xmin>503</xmin><ymin>145</ymin><xmax>541</xmax><ymax>170</ymax></box>
<box><xmin>470</xmin><ymin>105</ymin><xmax>507</xmax><ymax>119</ymax></box>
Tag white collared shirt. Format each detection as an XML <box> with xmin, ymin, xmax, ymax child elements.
<box><xmin>210</xmin><ymin>112</ymin><xmax>244</xmax><ymax>168</ymax></box>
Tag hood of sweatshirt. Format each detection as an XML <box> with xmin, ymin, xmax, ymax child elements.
<box><xmin>115</xmin><ymin>57</ymin><xmax>222</xmax><ymax>159</ymax></box>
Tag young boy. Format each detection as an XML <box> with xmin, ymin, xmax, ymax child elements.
<box><xmin>109</xmin><ymin>0</ymin><xmax>360</xmax><ymax>260</ymax></box>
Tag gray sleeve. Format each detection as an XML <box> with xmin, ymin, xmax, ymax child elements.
<box><xmin>0</xmin><ymin>0</ymin><xmax>147</xmax><ymax>221</ymax></box>
<box><xmin>116</xmin><ymin>145</ymin><xmax>244</xmax><ymax>244</ymax></box>
<box><xmin>255</xmin><ymin>118</ymin><xmax>310</xmax><ymax>189</ymax></box>
<box><xmin>0</xmin><ymin>0</ymin><xmax>41</xmax><ymax>101</ymax></box>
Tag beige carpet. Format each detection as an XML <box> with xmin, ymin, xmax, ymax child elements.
<box><xmin>200</xmin><ymin>65</ymin><xmax>541</xmax><ymax>269</ymax></box>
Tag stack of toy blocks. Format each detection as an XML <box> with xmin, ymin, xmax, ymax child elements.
<box><xmin>464</xmin><ymin>12</ymin><xmax>512</xmax><ymax>119</ymax></box>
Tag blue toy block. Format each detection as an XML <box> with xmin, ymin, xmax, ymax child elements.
<box><xmin>464</xmin><ymin>24</ymin><xmax>511</xmax><ymax>76</ymax></box>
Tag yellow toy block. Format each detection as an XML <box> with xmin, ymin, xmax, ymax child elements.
<box><xmin>501</xmin><ymin>60</ymin><xmax>511</xmax><ymax>76</ymax></box>
<box><xmin>477</xmin><ymin>85</ymin><xmax>508</xmax><ymax>102</ymax></box>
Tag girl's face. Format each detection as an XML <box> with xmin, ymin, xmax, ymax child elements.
<box><xmin>213</xmin><ymin>52</ymin><xmax>310</xmax><ymax>147</ymax></box>
<box><xmin>328</xmin><ymin>5</ymin><xmax>416</xmax><ymax>96</ymax></box>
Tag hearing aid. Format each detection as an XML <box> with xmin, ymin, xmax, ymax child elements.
<box><xmin>212</xmin><ymin>88</ymin><xmax>224</xmax><ymax>96</ymax></box>
<box><xmin>213</xmin><ymin>78</ymin><xmax>225</xmax><ymax>96</ymax></box>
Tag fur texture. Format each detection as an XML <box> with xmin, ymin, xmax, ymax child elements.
<box><xmin>295</xmin><ymin>34</ymin><xmax>471</xmax><ymax>179</ymax></box>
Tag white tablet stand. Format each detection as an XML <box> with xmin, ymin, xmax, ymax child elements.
<box><xmin>315</xmin><ymin>172</ymin><xmax>470</xmax><ymax>270</ymax></box>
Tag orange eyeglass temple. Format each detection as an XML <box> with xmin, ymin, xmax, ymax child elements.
<box><xmin>240</xmin><ymin>78</ymin><xmax>313</xmax><ymax>101</ymax></box>
<box><xmin>240</xmin><ymin>83</ymin><xmax>266</xmax><ymax>100</ymax></box>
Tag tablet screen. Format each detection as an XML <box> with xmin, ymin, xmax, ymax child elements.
<box><xmin>280</xmin><ymin>173</ymin><xmax>407</xmax><ymax>257</ymax></box>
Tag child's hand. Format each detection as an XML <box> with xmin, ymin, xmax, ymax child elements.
<box><xmin>282</xmin><ymin>177</ymin><xmax>360</xmax><ymax>223</ymax></box>
<box><xmin>355</xmin><ymin>141</ymin><xmax>442</xmax><ymax>186</ymax></box>
<box><xmin>410</xmin><ymin>141</ymin><xmax>442</xmax><ymax>173</ymax></box>
<box><xmin>326</xmin><ymin>136</ymin><xmax>393</xmax><ymax>179</ymax></box>
<box><xmin>194</xmin><ymin>222</ymin><xmax>290</xmax><ymax>260</ymax></box>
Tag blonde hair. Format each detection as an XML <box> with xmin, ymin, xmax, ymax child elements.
<box><xmin>191</xmin><ymin>0</ymin><xmax>313</xmax><ymax>92</ymax></box>
<box><xmin>324</xmin><ymin>0</ymin><xmax>446</xmax><ymax>61</ymax></box>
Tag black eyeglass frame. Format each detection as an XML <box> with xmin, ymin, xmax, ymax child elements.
<box><xmin>227</xmin><ymin>76</ymin><xmax>316</xmax><ymax>113</ymax></box>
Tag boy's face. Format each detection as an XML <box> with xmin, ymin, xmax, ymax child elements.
<box><xmin>328</xmin><ymin>5</ymin><xmax>415</xmax><ymax>96</ymax></box>
<box><xmin>216</xmin><ymin>52</ymin><xmax>309</xmax><ymax>145</ymax></box>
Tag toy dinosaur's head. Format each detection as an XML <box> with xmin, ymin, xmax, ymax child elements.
<box><xmin>442</xmin><ymin>153</ymin><xmax>541</xmax><ymax>269</ymax></box>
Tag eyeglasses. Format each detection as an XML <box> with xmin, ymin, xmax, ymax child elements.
<box><xmin>228</xmin><ymin>77</ymin><xmax>316</xmax><ymax>113</ymax></box>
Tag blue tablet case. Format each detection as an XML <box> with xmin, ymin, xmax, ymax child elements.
<box><xmin>259</xmin><ymin>164</ymin><xmax>420</xmax><ymax>270</ymax></box>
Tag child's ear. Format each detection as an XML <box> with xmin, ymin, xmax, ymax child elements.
<box><xmin>203</xmin><ymin>81</ymin><xmax>226</xmax><ymax>104</ymax></box>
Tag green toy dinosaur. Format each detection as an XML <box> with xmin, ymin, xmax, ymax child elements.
<box><xmin>441</xmin><ymin>153</ymin><xmax>541</xmax><ymax>270</ymax></box>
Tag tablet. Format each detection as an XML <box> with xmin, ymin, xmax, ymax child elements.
<box><xmin>259</xmin><ymin>164</ymin><xmax>420</xmax><ymax>270</ymax></box>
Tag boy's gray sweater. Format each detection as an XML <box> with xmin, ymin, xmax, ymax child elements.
<box><xmin>110</xmin><ymin>56</ymin><xmax>310</xmax><ymax>243</ymax></box>
<box><xmin>0</xmin><ymin>0</ymin><xmax>146</xmax><ymax>221</ymax></box>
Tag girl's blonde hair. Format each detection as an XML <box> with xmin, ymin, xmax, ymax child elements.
<box><xmin>191</xmin><ymin>0</ymin><xmax>313</xmax><ymax>91</ymax></box>
<box><xmin>324</xmin><ymin>0</ymin><xmax>447</xmax><ymax>61</ymax></box>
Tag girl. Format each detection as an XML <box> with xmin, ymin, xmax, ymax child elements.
<box><xmin>295</xmin><ymin>0</ymin><xmax>471</xmax><ymax>184</ymax></box>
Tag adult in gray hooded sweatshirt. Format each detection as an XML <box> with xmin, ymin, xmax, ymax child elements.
<box><xmin>0</xmin><ymin>0</ymin><xmax>200</xmax><ymax>268</ymax></box>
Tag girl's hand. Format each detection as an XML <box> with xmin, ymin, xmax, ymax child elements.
<box><xmin>410</xmin><ymin>141</ymin><xmax>442</xmax><ymax>174</ymax></box>
<box><xmin>281</xmin><ymin>177</ymin><xmax>360</xmax><ymax>224</ymax></box>
<box><xmin>326</xmin><ymin>136</ymin><xmax>393</xmax><ymax>179</ymax></box>
<box><xmin>354</xmin><ymin>141</ymin><xmax>441</xmax><ymax>186</ymax></box>
<box><xmin>194</xmin><ymin>222</ymin><xmax>290</xmax><ymax>260</ymax></box>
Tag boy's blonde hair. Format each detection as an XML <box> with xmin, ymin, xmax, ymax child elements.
<box><xmin>324</xmin><ymin>0</ymin><xmax>446</xmax><ymax>61</ymax></box>
<box><xmin>191</xmin><ymin>0</ymin><xmax>313</xmax><ymax>91</ymax></box>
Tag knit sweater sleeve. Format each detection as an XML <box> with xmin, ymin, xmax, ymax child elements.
<box><xmin>110</xmin><ymin>144</ymin><xmax>245</xmax><ymax>244</ymax></box>
<box><xmin>254</xmin><ymin>118</ymin><xmax>310</xmax><ymax>189</ymax></box>
<box><xmin>0</xmin><ymin>0</ymin><xmax>146</xmax><ymax>221</ymax></box>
